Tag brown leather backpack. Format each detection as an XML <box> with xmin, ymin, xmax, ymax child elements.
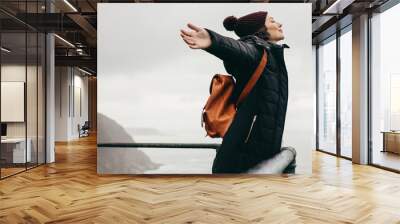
<box><xmin>201</xmin><ymin>50</ymin><xmax>267</xmax><ymax>138</ymax></box>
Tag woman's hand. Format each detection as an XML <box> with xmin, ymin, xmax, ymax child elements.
<box><xmin>180</xmin><ymin>23</ymin><xmax>211</xmax><ymax>49</ymax></box>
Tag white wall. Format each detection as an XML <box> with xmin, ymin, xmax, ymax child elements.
<box><xmin>72</xmin><ymin>72</ymin><xmax>89</xmax><ymax>138</ymax></box>
<box><xmin>1</xmin><ymin>65</ymin><xmax>39</xmax><ymax>137</ymax></box>
<box><xmin>1</xmin><ymin>65</ymin><xmax>28</xmax><ymax>142</ymax></box>
<box><xmin>55</xmin><ymin>67</ymin><xmax>89</xmax><ymax>141</ymax></box>
<box><xmin>98</xmin><ymin>3</ymin><xmax>313</xmax><ymax>174</ymax></box>
<box><xmin>1</xmin><ymin>64</ymin><xmax>46</xmax><ymax>164</ymax></box>
<box><xmin>55</xmin><ymin>66</ymin><xmax>69</xmax><ymax>141</ymax></box>
<box><xmin>1</xmin><ymin>82</ymin><xmax>25</xmax><ymax>122</ymax></box>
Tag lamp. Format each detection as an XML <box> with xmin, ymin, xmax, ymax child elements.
<box><xmin>78</xmin><ymin>67</ymin><xmax>93</xmax><ymax>76</ymax></box>
<box><xmin>322</xmin><ymin>0</ymin><xmax>355</xmax><ymax>15</ymax></box>
<box><xmin>54</xmin><ymin>34</ymin><xmax>75</xmax><ymax>48</ymax></box>
<box><xmin>1</xmin><ymin>47</ymin><xmax>11</xmax><ymax>53</ymax></box>
<box><xmin>63</xmin><ymin>0</ymin><xmax>78</xmax><ymax>12</ymax></box>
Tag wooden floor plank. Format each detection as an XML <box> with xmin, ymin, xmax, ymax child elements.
<box><xmin>0</xmin><ymin>134</ymin><xmax>399</xmax><ymax>223</ymax></box>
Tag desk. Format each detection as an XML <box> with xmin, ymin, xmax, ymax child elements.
<box><xmin>1</xmin><ymin>138</ymin><xmax>31</xmax><ymax>163</ymax></box>
<box><xmin>381</xmin><ymin>131</ymin><xmax>400</xmax><ymax>154</ymax></box>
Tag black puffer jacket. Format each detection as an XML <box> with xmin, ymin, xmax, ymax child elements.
<box><xmin>204</xmin><ymin>29</ymin><xmax>290</xmax><ymax>173</ymax></box>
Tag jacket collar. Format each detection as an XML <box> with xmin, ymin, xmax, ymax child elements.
<box><xmin>239</xmin><ymin>35</ymin><xmax>290</xmax><ymax>50</ymax></box>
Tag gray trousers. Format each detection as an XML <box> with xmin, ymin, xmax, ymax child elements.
<box><xmin>247</xmin><ymin>147</ymin><xmax>296</xmax><ymax>174</ymax></box>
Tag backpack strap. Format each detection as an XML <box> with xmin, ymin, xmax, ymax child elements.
<box><xmin>236</xmin><ymin>49</ymin><xmax>268</xmax><ymax>106</ymax></box>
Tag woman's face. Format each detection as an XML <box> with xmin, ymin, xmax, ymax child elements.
<box><xmin>264</xmin><ymin>15</ymin><xmax>284</xmax><ymax>42</ymax></box>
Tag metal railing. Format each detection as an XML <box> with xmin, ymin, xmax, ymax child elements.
<box><xmin>97</xmin><ymin>143</ymin><xmax>220</xmax><ymax>150</ymax></box>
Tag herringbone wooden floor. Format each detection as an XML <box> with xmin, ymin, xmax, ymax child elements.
<box><xmin>1</xmin><ymin>134</ymin><xmax>400</xmax><ymax>224</ymax></box>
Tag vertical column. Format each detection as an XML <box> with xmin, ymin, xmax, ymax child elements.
<box><xmin>46</xmin><ymin>0</ymin><xmax>55</xmax><ymax>163</ymax></box>
<box><xmin>88</xmin><ymin>77</ymin><xmax>97</xmax><ymax>132</ymax></box>
<box><xmin>352</xmin><ymin>14</ymin><xmax>369</xmax><ymax>164</ymax></box>
<box><xmin>55</xmin><ymin>67</ymin><xmax>72</xmax><ymax>141</ymax></box>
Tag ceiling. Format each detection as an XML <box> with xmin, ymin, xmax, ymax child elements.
<box><xmin>0</xmin><ymin>0</ymin><xmax>393</xmax><ymax>75</ymax></box>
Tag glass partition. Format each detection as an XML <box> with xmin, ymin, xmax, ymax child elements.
<box><xmin>26</xmin><ymin>0</ymin><xmax>43</xmax><ymax>169</ymax></box>
<box><xmin>339</xmin><ymin>27</ymin><xmax>352</xmax><ymax>158</ymax></box>
<box><xmin>38</xmin><ymin>32</ymin><xmax>45</xmax><ymax>165</ymax></box>
<box><xmin>27</xmin><ymin>30</ymin><xmax>38</xmax><ymax>169</ymax></box>
<box><xmin>1</xmin><ymin>31</ymin><xmax>28</xmax><ymax>177</ymax></box>
<box><xmin>0</xmin><ymin>1</ymin><xmax>46</xmax><ymax>179</ymax></box>
<box><xmin>371</xmin><ymin>3</ymin><xmax>400</xmax><ymax>171</ymax></box>
<box><xmin>317</xmin><ymin>35</ymin><xmax>337</xmax><ymax>155</ymax></box>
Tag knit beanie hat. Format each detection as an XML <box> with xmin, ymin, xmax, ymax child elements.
<box><xmin>223</xmin><ymin>11</ymin><xmax>268</xmax><ymax>37</ymax></box>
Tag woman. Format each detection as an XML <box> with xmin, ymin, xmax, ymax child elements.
<box><xmin>180</xmin><ymin>11</ymin><xmax>296</xmax><ymax>174</ymax></box>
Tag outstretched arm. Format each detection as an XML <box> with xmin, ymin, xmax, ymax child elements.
<box><xmin>180</xmin><ymin>23</ymin><xmax>262</xmax><ymax>69</ymax></box>
<box><xmin>180</xmin><ymin>23</ymin><xmax>212</xmax><ymax>49</ymax></box>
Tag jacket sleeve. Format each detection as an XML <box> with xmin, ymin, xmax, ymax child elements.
<box><xmin>203</xmin><ymin>29</ymin><xmax>263</xmax><ymax>76</ymax></box>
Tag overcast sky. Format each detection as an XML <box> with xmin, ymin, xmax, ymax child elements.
<box><xmin>98</xmin><ymin>3</ymin><xmax>313</xmax><ymax>173</ymax></box>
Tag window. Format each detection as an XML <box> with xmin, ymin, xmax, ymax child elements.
<box><xmin>339</xmin><ymin>28</ymin><xmax>352</xmax><ymax>158</ymax></box>
<box><xmin>371</xmin><ymin>2</ymin><xmax>400</xmax><ymax>171</ymax></box>
<box><xmin>317</xmin><ymin>36</ymin><xmax>337</xmax><ymax>154</ymax></box>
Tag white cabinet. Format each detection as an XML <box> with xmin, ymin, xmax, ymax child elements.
<box><xmin>1</xmin><ymin>138</ymin><xmax>32</xmax><ymax>163</ymax></box>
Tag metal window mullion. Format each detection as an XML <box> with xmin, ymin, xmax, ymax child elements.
<box><xmin>367</xmin><ymin>10</ymin><xmax>373</xmax><ymax>165</ymax></box>
<box><xmin>68</xmin><ymin>69</ymin><xmax>71</xmax><ymax>118</ymax></box>
<box><xmin>44</xmin><ymin>0</ymin><xmax>47</xmax><ymax>164</ymax></box>
<box><xmin>72</xmin><ymin>68</ymin><xmax>75</xmax><ymax>118</ymax></box>
<box><xmin>0</xmin><ymin>27</ymin><xmax>2</xmax><ymax>179</ymax></box>
<box><xmin>36</xmin><ymin>0</ymin><xmax>39</xmax><ymax>167</ymax></box>
<box><xmin>25</xmin><ymin>0</ymin><xmax>28</xmax><ymax>171</ymax></box>
<box><xmin>316</xmin><ymin>45</ymin><xmax>320</xmax><ymax>150</ymax></box>
<box><xmin>336</xmin><ymin>29</ymin><xmax>341</xmax><ymax>157</ymax></box>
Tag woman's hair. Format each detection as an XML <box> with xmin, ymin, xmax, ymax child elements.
<box><xmin>253</xmin><ymin>27</ymin><xmax>270</xmax><ymax>41</ymax></box>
